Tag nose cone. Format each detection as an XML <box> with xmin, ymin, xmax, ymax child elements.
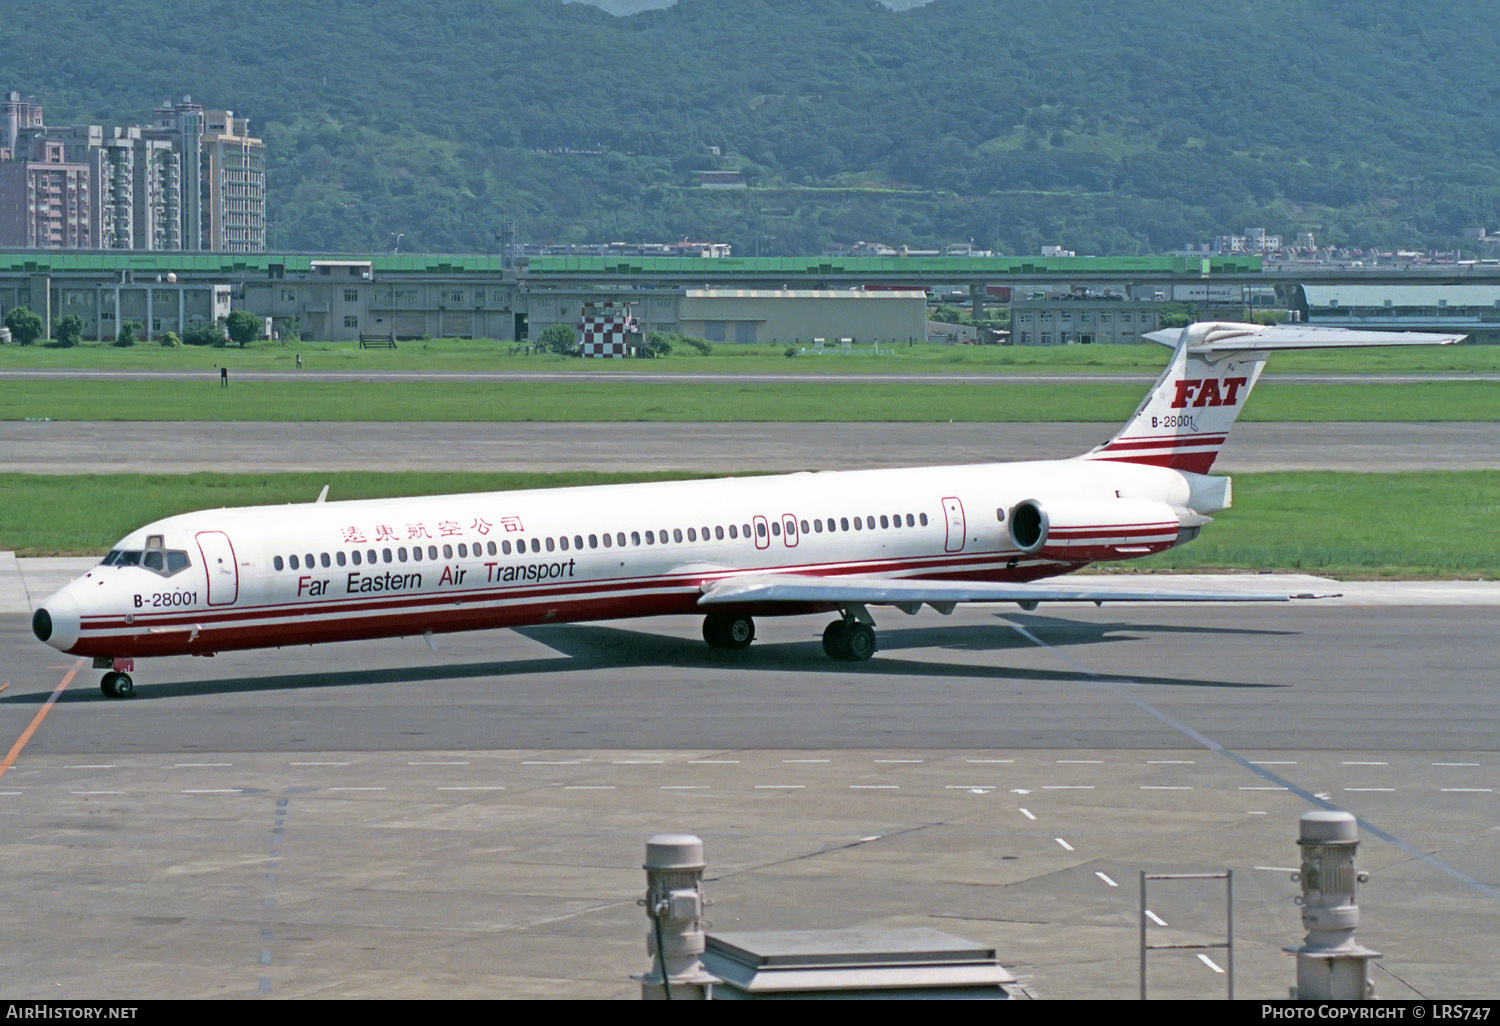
<box><xmin>33</xmin><ymin>590</ymin><xmax>81</xmax><ymax>651</ymax></box>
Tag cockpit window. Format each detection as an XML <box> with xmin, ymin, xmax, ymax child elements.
<box><xmin>99</xmin><ymin>547</ymin><xmax>192</xmax><ymax>577</ymax></box>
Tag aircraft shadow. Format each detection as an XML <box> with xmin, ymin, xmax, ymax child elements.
<box><xmin>9</xmin><ymin>614</ymin><xmax>1291</xmax><ymax>702</ymax></box>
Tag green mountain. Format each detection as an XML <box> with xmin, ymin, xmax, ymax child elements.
<box><xmin>4</xmin><ymin>0</ymin><xmax>1500</xmax><ymax>254</ymax></box>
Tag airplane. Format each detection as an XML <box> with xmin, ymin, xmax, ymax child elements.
<box><xmin>31</xmin><ymin>321</ymin><xmax>1462</xmax><ymax>698</ymax></box>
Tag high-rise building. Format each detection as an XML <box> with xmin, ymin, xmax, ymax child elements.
<box><xmin>0</xmin><ymin>138</ymin><xmax>92</xmax><ymax>249</ymax></box>
<box><xmin>0</xmin><ymin>90</ymin><xmax>265</xmax><ymax>251</ymax></box>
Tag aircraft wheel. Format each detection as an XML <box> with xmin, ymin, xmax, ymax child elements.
<box><xmin>703</xmin><ymin>614</ymin><xmax>754</xmax><ymax>650</ymax></box>
<box><xmin>844</xmin><ymin>623</ymin><xmax>877</xmax><ymax>662</ymax></box>
<box><xmin>100</xmin><ymin>672</ymin><xmax>135</xmax><ymax>699</ymax></box>
<box><xmin>822</xmin><ymin>621</ymin><xmax>852</xmax><ymax>660</ymax></box>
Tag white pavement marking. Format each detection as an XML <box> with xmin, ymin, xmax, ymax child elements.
<box><xmin>1442</xmin><ymin>788</ymin><xmax>1493</xmax><ymax>793</ymax></box>
<box><xmin>410</xmin><ymin>760</ymin><xmax>470</xmax><ymax>766</ymax></box>
<box><xmin>1345</xmin><ymin>788</ymin><xmax>1395</xmax><ymax>792</ymax></box>
<box><xmin>850</xmin><ymin>785</ymin><xmax>898</xmax><ymax>790</ymax></box>
<box><xmin>437</xmin><ymin>786</ymin><xmax>505</xmax><ymax>791</ymax></box>
<box><xmin>1434</xmin><ymin>762</ymin><xmax>1481</xmax><ymax>767</ymax></box>
<box><xmin>689</xmin><ymin>759</ymin><xmax>739</xmax><ymax>764</ymax></box>
<box><xmin>1141</xmin><ymin>786</ymin><xmax>1193</xmax><ymax>790</ymax></box>
<box><xmin>172</xmin><ymin>762</ymin><xmax>231</xmax><ymax>768</ymax></box>
<box><xmin>290</xmin><ymin>761</ymin><xmax>349</xmax><ymax>766</ymax></box>
<box><xmin>182</xmin><ymin>789</ymin><xmax>243</xmax><ymax>794</ymax></box>
<box><xmin>1019</xmin><ymin>808</ymin><xmax>1036</xmax><ymax>820</ymax></box>
<box><xmin>1148</xmin><ymin>760</ymin><xmax>1195</xmax><ymax>764</ymax></box>
<box><xmin>1096</xmin><ymin>872</ymin><xmax>1118</xmax><ymax>887</ymax></box>
<box><xmin>1342</xmin><ymin>761</ymin><xmax>1389</xmax><ymax>766</ymax></box>
<box><xmin>1145</xmin><ymin>910</ymin><xmax>1168</xmax><ymax>927</ymax></box>
<box><xmin>1198</xmin><ymin>954</ymin><xmax>1225</xmax><ymax>974</ymax></box>
<box><xmin>1055</xmin><ymin>838</ymin><xmax>1074</xmax><ymax>852</ymax></box>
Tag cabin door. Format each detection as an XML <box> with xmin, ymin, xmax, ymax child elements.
<box><xmin>942</xmin><ymin>497</ymin><xmax>966</xmax><ymax>553</ymax></box>
<box><xmin>196</xmin><ymin>531</ymin><xmax>240</xmax><ymax>606</ymax></box>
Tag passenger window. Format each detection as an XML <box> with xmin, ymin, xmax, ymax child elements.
<box><xmin>545</xmin><ymin>537</ymin><xmax>554</xmax><ymax>552</ymax></box>
<box><xmin>488</xmin><ymin>541</ymin><xmax>498</xmax><ymax>555</ymax></box>
<box><xmin>305</xmin><ymin>553</ymin><xmax>315</xmax><ymax>568</ymax></box>
<box><xmin>398</xmin><ymin>547</ymin><xmax>408</xmax><ymax>562</ymax></box>
<box><xmin>742</xmin><ymin>523</ymin><xmax>751</xmax><ymax>537</ymax></box>
<box><xmin>906</xmin><ymin>514</ymin><xmax>915</xmax><ymax>527</ymax></box>
<box><xmin>336</xmin><ymin>551</ymin><xmax>347</xmax><ymax>566</ymax></box>
<box><xmin>771</xmin><ymin>522</ymin><xmax>780</xmax><ymax>536</ymax></box>
<box><xmin>880</xmin><ymin>516</ymin><xmax>889</xmax><ymax>529</ymax></box>
<box><xmin>716</xmin><ymin>526</ymin><xmax>724</xmax><ymax>540</ymax></box>
<box><xmin>352</xmin><ymin>550</ymin><xmax>363</xmax><ymax>565</ymax></box>
<box><xmin>443</xmin><ymin>544</ymin><xmax>453</xmax><ymax>559</ymax></box>
<box><xmin>411</xmin><ymin>547</ymin><xmax>422</xmax><ymax>562</ymax></box>
<box><xmin>601</xmin><ymin>533</ymin><xmax>611</xmax><ymax>548</ymax></box>
<box><xmin>813</xmin><ymin>520</ymin><xmax>823</xmax><ymax>533</ymax></box>
<box><xmin>728</xmin><ymin>525</ymin><xmax>738</xmax><ymax>539</ymax></box>
<box><xmin>840</xmin><ymin>517</ymin><xmax>849</xmax><ymax>531</ymax></box>
<box><xmin>428</xmin><ymin>545</ymin><xmax>438</xmax><ymax>559</ymax></box>
<box><xmin>630</xmin><ymin>531</ymin><xmax>640</xmax><ymax>546</ymax></box>
<box><xmin>800</xmin><ymin>519</ymin><xmax>809</xmax><ymax>533</ymax></box>
<box><xmin>866</xmin><ymin>516</ymin><xmax>876</xmax><ymax>529</ymax></box>
<box><xmin>919</xmin><ymin>513</ymin><xmax>929</xmax><ymax>526</ymax></box>
<box><xmin>687</xmin><ymin>528</ymin><xmax>696</xmax><ymax>542</ymax></box>
<box><xmin>558</xmin><ymin>537</ymin><xmax>568</xmax><ymax>551</ymax></box>
<box><xmin>321</xmin><ymin>552</ymin><xmax>331</xmax><ymax>567</ymax></box>
<box><xmin>502</xmin><ymin>540</ymin><xmax>512</xmax><ymax>555</ymax></box>
<box><xmin>589</xmin><ymin>534</ymin><xmax>598</xmax><ymax>548</ymax></box>
<box><xmin>645</xmin><ymin>531</ymin><xmax>655</xmax><ymax>545</ymax></box>
<box><xmin>290</xmin><ymin>554</ymin><xmax>300</xmax><ymax>570</ymax></box>
<box><xmin>853</xmin><ymin>518</ymin><xmax>862</xmax><ymax>531</ymax></box>
<box><xmin>531</xmin><ymin>538</ymin><xmax>541</xmax><ymax>553</ymax></box>
<box><xmin>382</xmin><ymin>548</ymin><xmax>392</xmax><ymax>563</ymax></box>
<box><xmin>574</xmin><ymin>535</ymin><xmax>583</xmax><ymax>550</ymax></box>
<box><xmin>756</xmin><ymin>522</ymin><xmax>767</xmax><ymax>538</ymax></box>
<box><xmin>459</xmin><ymin>543</ymin><xmax>468</xmax><ymax>557</ymax></box>
<box><xmin>274</xmin><ymin>556</ymin><xmax>284</xmax><ymax>571</ymax></box>
<box><xmin>673</xmin><ymin>528</ymin><xmax>683</xmax><ymax>543</ymax></box>
<box><xmin>367</xmin><ymin>548</ymin><xmax>377</xmax><ymax>564</ymax></box>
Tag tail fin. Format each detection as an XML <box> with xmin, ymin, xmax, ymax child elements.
<box><xmin>1079</xmin><ymin>321</ymin><xmax>1464</xmax><ymax>474</ymax></box>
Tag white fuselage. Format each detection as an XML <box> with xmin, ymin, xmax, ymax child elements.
<box><xmin>37</xmin><ymin>457</ymin><xmax>1202</xmax><ymax>660</ymax></box>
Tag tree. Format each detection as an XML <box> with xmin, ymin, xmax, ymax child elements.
<box><xmin>183</xmin><ymin>322</ymin><xmax>228</xmax><ymax>347</ymax></box>
<box><xmin>3</xmin><ymin>306</ymin><xmax>43</xmax><ymax>346</ymax></box>
<box><xmin>113</xmin><ymin>321</ymin><xmax>139</xmax><ymax>347</ymax></box>
<box><xmin>53</xmin><ymin>314</ymin><xmax>83</xmax><ymax>348</ymax></box>
<box><xmin>225</xmin><ymin>309</ymin><xmax>264</xmax><ymax>348</ymax></box>
<box><xmin>538</xmin><ymin>322</ymin><xmax>577</xmax><ymax>355</ymax></box>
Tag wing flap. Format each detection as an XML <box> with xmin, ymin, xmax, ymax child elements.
<box><xmin>699</xmin><ymin>574</ymin><xmax>1328</xmax><ymax>607</ymax></box>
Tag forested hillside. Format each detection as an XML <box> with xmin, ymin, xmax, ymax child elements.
<box><xmin>5</xmin><ymin>0</ymin><xmax>1500</xmax><ymax>254</ymax></box>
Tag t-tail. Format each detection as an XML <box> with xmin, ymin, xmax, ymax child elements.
<box><xmin>1079</xmin><ymin>321</ymin><xmax>1465</xmax><ymax>474</ymax></box>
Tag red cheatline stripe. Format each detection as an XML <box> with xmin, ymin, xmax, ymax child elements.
<box><xmin>82</xmin><ymin>548</ymin><xmax>1075</xmax><ymax>631</ymax></box>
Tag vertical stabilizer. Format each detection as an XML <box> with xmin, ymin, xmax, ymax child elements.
<box><xmin>1079</xmin><ymin>321</ymin><xmax>1463</xmax><ymax>474</ymax></box>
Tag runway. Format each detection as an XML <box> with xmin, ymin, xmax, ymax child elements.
<box><xmin>5</xmin><ymin>420</ymin><xmax>1498</xmax><ymax>473</ymax></box>
<box><xmin>3</xmin><ymin>367</ymin><xmax>1496</xmax><ymax>384</ymax></box>
<box><xmin>1</xmin><ymin>571</ymin><xmax>1496</xmax><ymax>998</ymax></box>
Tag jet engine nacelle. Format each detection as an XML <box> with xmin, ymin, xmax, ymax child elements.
<box><xmin>1008</xmin><ymin>497</ymin><xmax>1188</xmax><ymax>562</ymax></box>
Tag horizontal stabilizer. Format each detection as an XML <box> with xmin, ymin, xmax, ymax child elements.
<box><xmin>1143</xmin><ymin>322</ymin><xmax>1465</xmax><ymax>353</ymax></box>
<box><xmin>699</xmin><ymin>573</ymin><xmax>1329</xmax><ymax>608</ymax></box>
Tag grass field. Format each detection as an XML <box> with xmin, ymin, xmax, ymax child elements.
<box><xmin>2</xmin><ymin>337</ymin><xmax>1499</xmax><ymax>375</ymax></box>
<box><xmin>4</xmin><ymin>470</ymin><xmax>1497</xmax><ymax>578</ymax></box>
<box><xmin>3</xmin><ymin>378</ymin><xmax>1497</xmax><ymax>422</ymax></box>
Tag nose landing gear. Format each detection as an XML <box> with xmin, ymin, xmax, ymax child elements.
<box><xmin>100</xmin><ymin>672</ymin><xmax>135</xmax><ymax>699</ymax></box>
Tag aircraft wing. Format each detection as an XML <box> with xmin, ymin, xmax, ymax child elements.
<box><xmin>698</xmin><ymin>573</ymin><xmax>1331</xmax><ymax>609</ymax></box>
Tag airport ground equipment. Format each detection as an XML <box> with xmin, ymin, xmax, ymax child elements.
<box><xmin>1139</xmin><ymin>870</ymin><xmax>1234</xmax><ymax>1000</ymax></box>
<box><xmin>637</xmin><ymin>833</ymin><xmax>716</xmax><ymax>1000</ymax></box>
<box><xmin>1288</xmin><ymin>810</ymin><xmax>1381</xmax><ymax>999</ymax></box>
<box><xmin>636</xmin><ymin>832</ymin><xmax>1018</xmax><ymax>999</ymax></box>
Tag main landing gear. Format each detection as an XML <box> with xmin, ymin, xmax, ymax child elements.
<box><xmin>822</xmin><ymin>619</ymin><xmax>877</xmax><ymax>662</ymax></box>
<box><xmin>100</xmin><ymin>671</ymin><xmax>135</xmax><ymax>699</ymax></box>
<box><xmin>700</xmin><ymin>609</ymin><xmax>879</xmax><ymax>662</ymax></box>
<box><xmin>703</xmin><ymin>613</ymin><xmax>756</xmax><ymax>650</ymax></box>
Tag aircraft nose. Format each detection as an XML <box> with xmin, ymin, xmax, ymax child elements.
<box><xmin>33</xmin><ymin>590</ymin><xmax>81</xmax><ymax>651</ymax></box>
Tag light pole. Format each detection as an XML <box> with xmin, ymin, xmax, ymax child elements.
<box><xmin>391</xmin><ymin>233</ymin><xmax>404</xmax><ymax>253</ymax></box>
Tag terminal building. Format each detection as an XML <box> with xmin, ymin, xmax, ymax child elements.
<box><xmin>0</xmin><ymin>252</ymin><xmax>928</xmax><ymax>345</ymax></box>
<box><xmin>1295</xmin><ymin>284</ymin><xmax>1500</xmax><ymax>344</ymax></box>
